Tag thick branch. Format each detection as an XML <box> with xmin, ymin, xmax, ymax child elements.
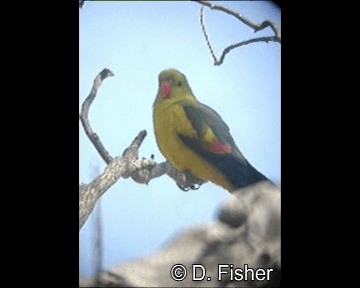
<box><xmin>195</xmin><ymin>0</ymin><xmax>281</xmax><ymax>65</ymax></box>
<box><xmin>131</xmin><ymin>160</ymin><xmax>205</xmax><ymax>188</ymax></box>
<box><xmin>79</xmin><ymin>132</ymin><xmax>157</xmax><ymax>230</ymax></box>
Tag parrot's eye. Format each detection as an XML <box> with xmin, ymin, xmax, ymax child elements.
<box><xmin>177</xmin><ymin>81</ymin><xmax>182</xmax><ymax>87</ymax></box>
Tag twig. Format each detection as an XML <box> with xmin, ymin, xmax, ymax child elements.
<box><xmin>196</xmin><ymin>0</ymin><xmax>281</xmax><ymax>38</ymax></box>
<box><xmin>200</xmin><ymin>6</ymin><xmax>218</xmax><ymax>64</ymax></box>
<box><xmin>195</xmin><ymin>0</ymin><xmax>281</xmax><ymax>65</ymax></box>
<box><xmin>80</xmin><ymin>68</ymin><xmax>114</xmax><ymax>164</ymax></box>
<box><xmin>217</xmin><ymin>36</ymin><xmax>280</xmax><ymax>66</ymax></box>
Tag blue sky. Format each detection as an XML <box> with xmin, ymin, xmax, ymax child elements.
<box><xmin>79</xmin><ymin>1</ymin><xmax>280</xmax><ymax>278</ymax></box>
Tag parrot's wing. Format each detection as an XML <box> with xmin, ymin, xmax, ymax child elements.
<box><xmin>178</xmin><ymin>101</ymin><xmax>246</xmax><ymax>161</ymax></box>
<box><xmin>178</xmin><ymin>101</ymin><xmax>268</xmax><ymax>189</ymax></box>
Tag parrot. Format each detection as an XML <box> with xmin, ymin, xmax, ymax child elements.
<box><xmin>153</xmin><ymin>69</ymin><xmax>269</xmax><ymax>193</ymax></box>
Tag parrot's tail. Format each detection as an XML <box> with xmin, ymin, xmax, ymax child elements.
<box><xmin>217</xmin><ymin>154</ymin><xmax>269</xmax><ymax>190</ymax></box>
<box><xmin>179</xmin><ymin>135</ymin><xmax>270</xmax><ymax>191</ymax></box>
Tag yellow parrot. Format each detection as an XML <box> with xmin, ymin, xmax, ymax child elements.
<box><xmin>153</xmin><ymin>69</ymin><xmax>268</xmax><ymax>193</ymax></box>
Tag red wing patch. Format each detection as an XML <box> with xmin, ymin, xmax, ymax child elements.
<box><xmin>208</xmin><ymin>139</ymin><xmax>231</xmax><ymax>154</ymax></box>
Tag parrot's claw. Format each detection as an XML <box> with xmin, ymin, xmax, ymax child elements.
<box><xmin>190</xmin><ymin>184</ymin><xmax>202</xmax><ymax>190</ymax></box>
<box><xmin>177</xmin><ymin>183</ymin><xmax>202</xmax><ymax>192</ymax></box>
<box><xmin>176</xmin><ymin>170</ymin><xmax>204</xmax><ymax>192</ymax></box>
<box><xmin>177</xmin><ymin>183</ymin><xmax>191</xmax><ymax>192</ymax></box>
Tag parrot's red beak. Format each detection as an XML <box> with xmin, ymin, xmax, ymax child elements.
<box><xmin>161</xmin><ymin>81</ymin><xmax>171</xmax><ymax>98</ymax></box>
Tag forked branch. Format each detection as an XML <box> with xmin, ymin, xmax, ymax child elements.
<box><xmin>195</xmin><ymin>0</ymin><xmax>281</xmax><ymax>65</ymax></box>
<box><xmin>79</xmin><ymin>69</ymin><xmax>203</xmax><ymax>230</ymax></box>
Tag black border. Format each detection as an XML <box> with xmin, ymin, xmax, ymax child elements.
<box><xmin>23</xmin><ymin>0</ymin><xmax>80</xmax><ymax>284</ymax></box>
<box><xmin>43</xmin><ymin>0</ymin><xmax>297</xmax><ymax>286</ymax></box>
<box><xmin>9</xmin><ymin>0</ymin><xmax>336</xmax><ymax>286</ymax></box>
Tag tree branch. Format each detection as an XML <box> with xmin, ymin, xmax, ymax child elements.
<box><xmin>79</xmin><ymin>145</ymin><xmax>157</xmax><ymax>230</ymax></box>
<box><xmin>80</xmin><ymin>68</ymin><xmax>114</xmax><ymax>164</ymax></box>
<box><xmin>200</xmin><ymin>6</ymin><xmax>218</xmax><ymax>64</ymax></box>
<box><xmin>217</xmin><ymin>36</ymin><xmax>280</xmax><ymax>66</ymax></box>
<box><xmin>195</xmin><ymin>0</ymin><xmax>281</xmax><ymax>65</ymax></box>
<box><xmin>79</xmin><ymin>70</ymin><xmax>204</xmax><ymax>230</ymax></box>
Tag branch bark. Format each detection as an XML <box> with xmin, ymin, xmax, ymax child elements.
<box><xmin>80</xmin><ymin>68</ymin><xmax>114</xmax><ymax>164</ymax></box>
<box><xmin>79</xmin><ymin>152</ymin><xmax>156</xmax><ymax>230</ymax></box>
<box><xmin>196</xmin><ymin>0</ymin><xmax>281</xmax><ymax>65</ymax></box>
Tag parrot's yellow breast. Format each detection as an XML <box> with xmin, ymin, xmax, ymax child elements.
<box><xmin>153</xmin><ymin>99</ymin><xmax>234</xmax><ymax>191</ymax></box>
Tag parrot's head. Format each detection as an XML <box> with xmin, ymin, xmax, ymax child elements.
<box><xmin>156</xmin><ymin>69</ymin><xmax>196</xmax><ymax>103</ymax></box>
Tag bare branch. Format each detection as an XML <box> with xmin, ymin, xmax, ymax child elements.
<box><xmin>195</xmin><ymin>0</ymin><xmax>281</xmax><ymax>65</ymax></box>
<box><xmin>79</xmin><ymin>70</ymin><xmax>206</xmax><ymax>230</ymax></box>
<box><xmin>80</xmin><ymin>68</ymin><xmax>114</xmax><ymax>164</ymax></box>
<box><xmin>130</xmin><ymin>160</ymin><xmax>205</xmax><ymax>189</ymax></box>
<box><xmin>195</xmin><ymin>0</ymin><xmax>281</xmax><ymax>37</ymax></box>
<box><xmin>79</xmin><ymin>69</ymin><xmax>205</xmax><ymax>189</ymax></box>
<box><xmin>217</xmin><ymin>36</ymin><xmax>280</xmax><ymax>66</ymax></box>
<box><xmin>79</xmin><ymin>129</ymin><xmax>202</xmax><ymax>230</ymax></box>
<box><xmin>79</xmin><ymin>137</ymin><xmax>157</xmax><ymax>230</ymax></box>
<box><xmin>200</xmin><ymin>6</ymin><xmax>218</xmax><ymax>64</ymax></box>
<box><xmin>122</xmin><ymin>130</ymin><xmax>147</xmax><ymax>159</ymax></box>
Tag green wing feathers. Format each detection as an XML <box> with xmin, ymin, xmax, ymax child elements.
<box><xmin>177</xmin><ymin>102</ymin><xmax>268</xmax><ymax>189</ymax></box>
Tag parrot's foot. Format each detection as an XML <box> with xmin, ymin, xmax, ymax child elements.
<box><xmin>177</xmin><ymin>182</ymin><xmax>203</xmax><ymax>192</ymax></box>
<box><xmin>177</xmin><ymin>171</ymin><xmax>204</xmax><ymax>192</ymax></box>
